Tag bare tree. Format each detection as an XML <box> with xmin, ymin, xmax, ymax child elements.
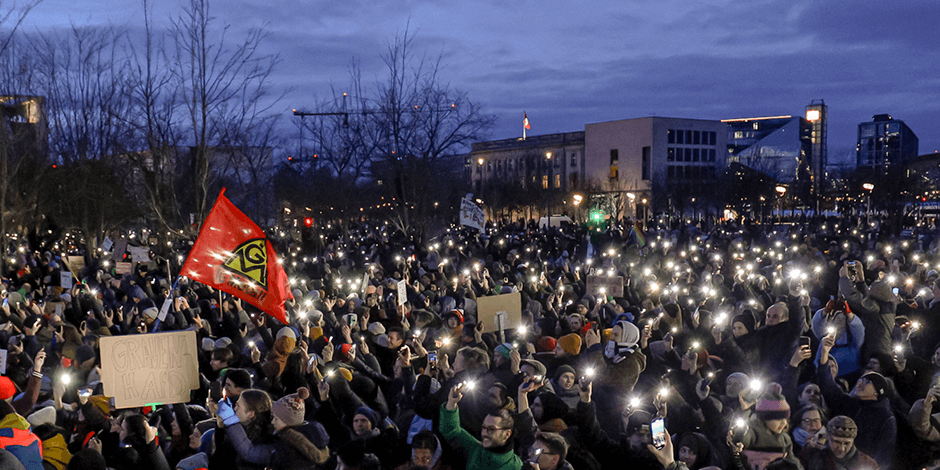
<box><xmin>170</xmin><ymin>0</ymin><xmax>280</xmax><ymax>224</ymax></box>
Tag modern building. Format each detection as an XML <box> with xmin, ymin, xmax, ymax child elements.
<box><xmin>857</xmin><ymin>114</ymin><xmax>919</xmax><ymax>169</ymax></box>
<box><xmin>723</xmin><ymin>115</ymin><xmax>809</xmax><ymax>183</ymax></box>
<box><xmin>468</xmin><ymin>116</ymin><xmax>727</xmax><ymax>220</ymax></box>
<box><xmin>722</xmin><ymin>100</ymin><xmax>827</xmax><ymax>195</ymax></box>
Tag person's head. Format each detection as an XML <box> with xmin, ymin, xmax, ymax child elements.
<box><xmin>410</xmin><ymin>430</ymin><xmax>439</xmax><ymax>468</ymax></box>
<box><xmin>851</xmin><ymin>372</ymin><xmax>886</xmax><ymax>401</ymax></box>
<box><xmin>798</xmin><ymin>383</ymin><xmax>822</xmax><ymax>407</ymax></box>
<box><xmin>575</xmin><ymin>303</ymin><xmax>589</xmax><ymax>316</ymax></box>
<box><xmin>530</xmin><ymin>432</ymin><xmax>568</xmax><ymax>470</ymax></box>
<box><xmin>676</xmin><ymin>433</ymin><xmax>708</xmax><ymax>467</ymax></box>
<box><xmin>119</xmin><ymin>413</ymin><xmax>153</xmax><ymax>445</ymax></box>
<box><xmin>352</xmin><ymin>407</ymin><xmax>378</xmax><ymax>436</ymax></box>
<box><xmin>387</xmin><ymin>327</ymin><xmax>405</xmax><ymax>349</ymax></box>
<box><xmin>210</xmin><ymin>348</ymin><xmax>234</xmax><ymax>371</ymax></box>
<box><xmin>488</xmin><ymin>383</ymin><xmax>510</xmax><ymax>409</ymax></box>
<box><xmin>481</xmin><ymin>409</ymin><xmax>514</xmax><ymax>449</ymax></box>
<box><xmin>826</xmin><ymin>415</ymin><xmax>858</xmax><ymax>459</ymax></box>
<box><xmin>554</xmin><ymin>365</ymin><xmax>576</xmax><ymax>391</ymax></box>
<box><xmin>794</xmin><ymin>404</ymin><xmax>826</xmax><ymax>434</ymax></box>
<box><xmin>223</xmin><ymin>369</ymin><xmax>252</xmax><ymax>400</ymax></box>
<box><xmin>271</xmin><ymin>387</ymin><xmax>309</xmax><ymax>431</ymax></box>
<box><xmin>188</xmin><ymin>427</ymin><xmax>202</xmax><ymax>450</ymax></box>
<box><xmin>932</xmin><ymin>344</ymin><xmax>940</xmax><ymax>368</ymax></box>
<box><xmin>623</xmin><ymin>410</ymin><xmax>653</xmax><ymax>450</ymax></box>
<box><xmin>234</xmin><ymin>389</ymin><xmax>272</xmax><ymax>425</ymax></box>
<box><xmin>725</xmin><ymin>372</ymin><xmax>749</xmax><ymax>399</ymax></box>
<box><xmin>731</xmin><ymin>313</ymin><xmax>755</xmax><ymax>337</ymax></box>
<box><xmin>755</xmin><ymin>383</ymin><xmax>790</xmax><ymax>435</ymax></box>
<box><xmin>566</xmin><ymin>314</ymin><xmax>584</xmax><ymax>332</ymax></box>
<box><xmin>453</xmin><ymin>347</ymin><xmax>489</xmax><ymax>374</ymax></box>
<box><xmin>765</xmin><ymin>303</ymin><xmax>789</xmax><ymax>326</ymax></box>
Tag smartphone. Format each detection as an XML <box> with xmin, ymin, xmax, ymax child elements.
<box><xmin>343</xmin><ymin>314</ymin><xmax>358</xmax><ymax>327</ymax></box>
<box><xmin>651</xmin><ymin>417</ymin><xmax>667</xmax><ymax>449</ymax></box>
<box><xmin>428</xmin><ymin>351</ymin><xmax>438</xmax><ymax>363</ymax></box>
<box><xmin>892</xmin><ymin>287</ymin><xmax>900</xmax><ymax>296</ymax></box>
<box><xmin>209</xmin><ymin>381</ymin><xmax>224</xmax><ymax>402</ymax></box>
<box><xmin>800</xmin><ymin>336</ymin><xmax>811</xmax><ymax>348</ymax></box>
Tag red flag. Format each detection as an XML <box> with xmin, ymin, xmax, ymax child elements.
<box><xmin>523</xmin><ymin>112</ymin><xmax>531</xmax><ymax>130</ymax></box>
<box><xmin>181</xmin><ymin>189</ymin><xmax>293</xmax><ymax>324</ymax></box>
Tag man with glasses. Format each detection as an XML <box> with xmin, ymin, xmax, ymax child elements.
<box><xmin>527</xmin><ymin>432</ymin><xmax>573</xmax><ymax>470</ymax></box>
<box><xmin>799</xmin><ymin>415</ymin><xmax>879</xmax><ymax>470</ymax></box>
<box><xmin>440</xmin><ymin>382</ymin><xmax>522</xmax><ymax>470</ymax></box>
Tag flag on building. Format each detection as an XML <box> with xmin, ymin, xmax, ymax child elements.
<box><xmin>181</xmin><ymin>189</ymin><xmax>293</xmax><ymax>324</ymax></box>
<box><xmin>523</xmin><ymin>112</ymin><xmax>531</xmax><ymax>129</ymax></box>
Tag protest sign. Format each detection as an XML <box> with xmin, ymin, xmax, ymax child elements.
<box><xmin>66</xmin><ymin>256</ymin><xmax>86</xmax><ymax>274</ymax></box>
<box><xmin>128</xmin><ymin>246</ymin><xmax>151</xmax><ymax>263</ymax></box>
<box><xmin>586</xmin><ymin>275</ymin><xmax>624</xmax><ymax>298</ymax></box>
<box><xmin>459</xmin><ymin>195</ymin><xmax>485</xmax><ymax>232</ymax></box>
<box><xmin>476</xmin><ymin>292</ymin><xmax>522</xmax><ymax>333</ymax></box>
<box><xmin>114</xmin><ymin>262</ymin><xmax>133</xmax><ymax>275</ymax></box>
<box><xmin>60</xmin><ymin>271</ymin><xmax>73</xmax><ymax>290</ymax></box>
<box><xmin>111</xmin><ymin>239</ymin><xmax>128</xmax><ymax>261</ymax></box>
<box><xmin>102</xmin><ymin>237</ymin><xmax>114</xmax><ymax>253</ymax></box>
<box><xmin>99</xmin><ymin>330</ymin><xmax>199</xmax><ymax>408</ymax></box>
<box><xmin>397</xmin><ymin>280</ymin><xmax>407</xmax><ymax>306</ymax></box>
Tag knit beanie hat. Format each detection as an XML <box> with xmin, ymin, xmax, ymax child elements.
<box><xmin>860</xmin><ymin>372</ymin><xmax>887</xmax><ymax>399</ymax></box>
<box><xmin>558</xmin><ymin>333</ymin><xmax>582</xmax><ymax>356</ymax></box>
<box><xmin>272</xmin><ymin>387</ymin><xmax>310</xmax><ymax>427</ymax></box>
<box><xmin>732</xmin><ymin>313</ymin><xmax>756</xmax><ymax>334</ymax></box>
<box><xmin>536</xmin><ymin>336</ymin><xmax>557</xmax><ymax>353</ymax></box>
<box><xmin>755</xmin><ymin>383</ymin><xmax>791</xmax><ymax>420</ymax></box>
<box><xmin>176</xmin><ymin>452</ymin><xmax>209</xmax><ymax>470</ymax></box>
<box><xmin>367</xmin><ymin>322</ymin><xmax>386</xmax><ymax>336</ymax></box>
<box><xmin>0</xmin><ymin>377</ymin><xmax>16</xmax><ymax>400</ymax></box>
<box><xmin>554</xmin><ymin>365</ymin><xmax>576</xmax><ymax>381</ymax></box>
<box><xmin>826</xmin><ymin>415</ymin><xmax>858</xmax><ymax>438</ymax></box>
<box><xmin>494</xmin><ymin>343</ymin><xmax>513</xmax><ymax>359</ymax></box>
<box><xmin>354</xmin><ymin>406</ymin><xmax>379</xmax><ymax>429</ymax></box>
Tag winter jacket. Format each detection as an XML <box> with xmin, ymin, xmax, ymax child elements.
<box><xmin>811</xmin><ymin>308</ymin><xmax>865</xmax><ymax>378</ymax></box>
<box><xmin>227</xmin><ymin>421</ymin><xmax>330</xmax><ymax>469</ymax></box>
<box><xmin>739</xmin><ymin>416</ymin><xmax>801</xmax><ymax>469</ymax></box>
<box><xmin>800</xmin><ymin>445</ymin><xmax>879</xmax><ymax>470</ymax></box>
<box><xmin>439</xmin><ymin>404</ymin><xmax>522</xmax><ymax>470</ymax></box>
<box><xmin>0</xmin><ymin>412</ymin><xmax>43</xmax><ymax>470</ymax></box>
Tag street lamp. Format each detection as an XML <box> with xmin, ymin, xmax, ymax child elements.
<box><xmin>775</xmin><ymin>186</ymin><xmax>787</xmax><ymax>221</ymax></box>
<box><xmin>863</xmin><ymin>183</ymin><xmax>874</xmax><ymax>215</ymax></box>
<box><xmin>545</xmin><ymin>152</ymin><xmax>553</xmax><ymax>229</ymax></box>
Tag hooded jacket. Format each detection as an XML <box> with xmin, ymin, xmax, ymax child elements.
<box><xmin>0</xmin><ymin>411</ymin><xmax>43</xmax><ymax>470</ymax></box>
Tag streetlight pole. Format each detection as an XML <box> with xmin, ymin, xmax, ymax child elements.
<box><xmin>546</xmin><ymin>152</ymin><xmax>553</xmax><ymax>229</ymax></box>
<box><xmin>862</xmin><ymin>183</ymin><xmax>874</xmax><ymax>216</ymax></box>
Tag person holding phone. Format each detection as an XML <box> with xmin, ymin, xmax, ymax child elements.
<box><xmin>732</xmin><ymin>383</ymin><xmax>802</xmax><ymax>469</ymax></box>
<box><xmin>810</xmin><ymin>300</ymin><xmax>865</xmax><ymax>378</ymax></box>
<box><xmin>440</xmin><ymin>382</ymin><xmax>523</xmax><ymax>470</ymax></box>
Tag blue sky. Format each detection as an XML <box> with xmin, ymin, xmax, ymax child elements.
<box><xmin>18</xmin><ymin>0</ymin><xmax>940</xmax><ymax>162</ymax></box>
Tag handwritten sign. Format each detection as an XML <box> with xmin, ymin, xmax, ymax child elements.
<box><xmin>102</xmin><ymin>237</ymin><xmax>114</xmax><ymax>253</ymax></box>
<box><xmin>476</xmin><ymin>292</ymin><xmax>522</xmax><ymax>333</ymax></box>
<box><xmin>114</xmin><ymin>262</ymin><xmax>133</xmax><ymax>275</ymax></box>
<box><xmin>459</xmin><ymin>196</ymin><xmax>485</xmax><ymax>232</ymax></box>
<box><xmin>128</xmin><ymin>246</ymin><xmax>151</xmax><ymax>263</ymax></box>
<box><xmin>397</xmin><ymin>280</ymin><xmax>407</xmax><ymax>306</ymax></box>
<box><xmin>60</xmin><ymin>271</ymin><xmax>73</xmax><ymax>290</ymax></box>
<box><xmin>99</xmin><ymin>330</ymin><xmax>199</xmax><ymax>408</ymax></box>
<box><xmin>66</xmin><ymin>256</ymin><xmax>86</xmax><ymax>274</ymax></box>
<box><xmin>586</xmin><ymin>275</ymin><xmax>624</xmax><ymax>298</ymax></box>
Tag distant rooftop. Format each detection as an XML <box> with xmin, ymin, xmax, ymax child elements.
<box><xmin>471</xmin><ymin>131</ymin><xmax>584</xmax><ymax>152</ymax></box>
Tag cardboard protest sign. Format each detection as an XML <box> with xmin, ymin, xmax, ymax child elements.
<box><xmin>114</xmin><ymin>262</ymin><xmax>133</xmax><ymax>275</ymax></box>
<box><xmin>66</xmin><ymin>256</ymin><xmax>86</xmax><ymax>274</ymax></box>
<box><xmin>586</xmin><ymin>275</ymin><xmax>624</xmax><ymax>298</ymax></box>
<box><xmin>99</xmin><ymin>330</ymin><xmax>199</xmax><ymax>408</ymax></box>
<box><xmin>397</xmin><ymin>280</ymin><xmax>407</xmax><ymax>306</ymax></box>
<box><xmin>128</xmin><ymin>246</ymin><xmax>151</xmax><ymax>263</ymax></box>
<box><xmin>60</xmin><ymin>271</ymin><xmax>73</xmax><ymax>290</ymax></box>
<box><xmin>476</xmin><ymin>292</ymin><xmax>522</xmax><ymax>333</ymax></box>
<box><xmin>459</xmin><ymin>195</ymin><xmax>485</xmax><ymax>232</ymax></box>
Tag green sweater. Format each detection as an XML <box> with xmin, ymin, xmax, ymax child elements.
<box><xmin>439</xmin><ymin>404</ymin><xmax>523</xmax><ymax>470</ymax></box>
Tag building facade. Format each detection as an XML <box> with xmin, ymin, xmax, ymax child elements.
<box><xmin>857</xmin><ymin>114</ymin><xmax>919</xmax><ymax>169</ymax></box>
<box><xmin>723</xmin><ymin>115</ymin><xmax>809</xmax><ymax>184</ymax></box>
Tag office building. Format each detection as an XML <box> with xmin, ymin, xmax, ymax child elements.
<box><xmin>857</xmin><ymin>114</ymin><xmax>919</xmax><ymax>169</ymax></box>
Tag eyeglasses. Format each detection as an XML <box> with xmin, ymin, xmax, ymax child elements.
<box><xmin>481</xmin><ymin>425</ymin><xmax>510</xmax><ymax>433</ymax></box>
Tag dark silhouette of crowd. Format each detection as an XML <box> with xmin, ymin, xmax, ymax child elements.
<box><xmin>1</xmin><ymin>213</ymin><xmax>940</xmax><ymax>470</ymax></box>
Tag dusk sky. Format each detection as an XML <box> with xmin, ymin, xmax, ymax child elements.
<box><xmin>19</xmin><ymin>0</ymin><xmax>940</xmax><ymax>163</ymax></box>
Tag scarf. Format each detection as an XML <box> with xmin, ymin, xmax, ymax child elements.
<box><xmin>604</xmin><ymin>320</ymin><xmax>640</xmax><ymax>364</ymax></box>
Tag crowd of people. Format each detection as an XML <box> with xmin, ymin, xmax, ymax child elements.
<box><xmin>1</xmin><ymin>214</ymin><xmax>939</xmax><ymax>470</ymax></box>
